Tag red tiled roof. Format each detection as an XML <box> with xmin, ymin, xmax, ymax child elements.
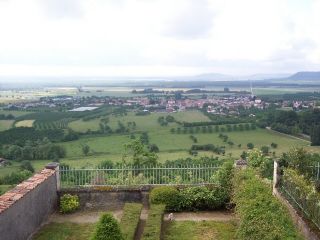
<box><xmin>0</xmin><ymin>168</ymin><xmax>55</xmax><ymax>214</ymax></box>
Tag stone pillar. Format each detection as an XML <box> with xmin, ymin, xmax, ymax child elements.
<box><xmin>45</xmin><ymin>162</ymin><xmax>60</xmax><ymax>191</ymax></box>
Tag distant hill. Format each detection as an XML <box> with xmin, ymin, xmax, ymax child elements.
<box><xmin>287</xmin><ymin>71</ymin><xmax>320</xmax><ymax>81</ymax></box>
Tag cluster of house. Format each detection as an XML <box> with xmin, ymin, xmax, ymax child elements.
<box><xmin>3</xmin><ymin>94</ymin><xmax>267</xmax><ymax>114</ymax></box>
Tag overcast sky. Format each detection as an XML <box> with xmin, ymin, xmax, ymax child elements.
<box><xmin>0</xmin><ymin>0</ymin><xmax>319</xmax><ymax>78</ymax></box>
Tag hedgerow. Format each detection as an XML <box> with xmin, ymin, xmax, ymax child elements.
<box><xmin>233</xmin><ymin>169</ymin><xmax>302</xmax><ymax>240</ymax></box>
<box><xmin>141</xmin><ymin>204</ymin><xmax>165</xmax><ymax>240</ymax></box>
<box><xmin>150</xmin><ymin>162</ymin><xmax>234</xmax><ymax>211</ymax></box>
<box><xmin>120</xmin><ymin>203</ymin><xmax>143</xmax><ymax>240</ymax></box>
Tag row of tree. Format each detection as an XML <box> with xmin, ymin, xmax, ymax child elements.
<box><xmin>171</xmin><ymin>123</ymin><xmax>256</xmax><ymax>134</ymax></box>
<box><xmin>0</xmin><ymin>138</ymin><xmax>66</xmax><ymax>161</ymax></box>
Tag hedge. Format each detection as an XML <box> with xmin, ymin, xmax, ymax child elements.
<box><xmin>120</xmin><ymin>203</ymin><xmax>143</xmax><ymax>240</ymax></box>
<box><xmin>141</xmin><ymin>204</ymin><xmax>165</xmax><ymax>240</ymax></box>
<box><xmin>150</xmin><ymin>162</ymin><xmax>234</xmax><ymax>211</ymax></box>
<box><xmin>233</xmin><ymin>169</ymin><xmax>302</xmax><ymax>240</ymax></box>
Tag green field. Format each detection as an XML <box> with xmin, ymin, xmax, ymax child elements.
<box><xmin>163</xmin><ymin>221</ymin><xmax>237</xmax><ymax>240</ymax></box>
<box><xmin>15</xmin><ymin>120</ymin><xmax>35</xmax><ymax>127</ymax></box>
<box><xmin>1</xmin><ymin>109</ymin><xmax>320</xmax><ymax>180</ymax></box>
<box><xmin>69</xmin><ymin>111</ymin><xmax>210</xmax><ymax>133</ymax></box>
<box><xmin>0</xmin><ymin>120</ymin><xmax>14</xmax><ymax>131</ymax></box>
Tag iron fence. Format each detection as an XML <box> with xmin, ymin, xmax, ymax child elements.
<box><xmin>308</xmin><ymin>162</ymin><xmax>320</xmax><ymax>181</ymax></box>
<box><xmin>59</xmin><ymin>165</ymin><xmax>221</xmax><ymax>188</ymax></box>
<box><xmin>280</xmin><ymin>171</ymin><xmax>320</xmax><ymax>230</ymax></box>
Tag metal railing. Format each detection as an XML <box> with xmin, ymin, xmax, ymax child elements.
<box><xmin>308</xmin><ymin>162</ymin><xmax>320</xmax><ymax>181</ymax></box>
<box><xmin>59</xmin><ymin>165</ymin><xmax>220</xmax><ymax>188</ymax></box>
<box><xmin>280</xmin><ymin>171</ymin><xmax>320</xmax><ymax>230</ymax></box>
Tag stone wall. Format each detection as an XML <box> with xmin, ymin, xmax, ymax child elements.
<box><xmin>0</xmin><ymin>167</ymin><xmax>58</xmax><ymax>240</ymax></box>
<box><xmin>60</xmin><ymin>188</ymin><xmax>150</xmax><ymax>210</ymax></box>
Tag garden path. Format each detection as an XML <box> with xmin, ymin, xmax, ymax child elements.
<box><xmin>163</xmin><ymin>210</ymin><xmax>236</xmax><ymax>222</ymax></box>
<box><xmin>48</xmin><ymin>209</ymin><xmax>123</xmax><ymax>223</ymax></box>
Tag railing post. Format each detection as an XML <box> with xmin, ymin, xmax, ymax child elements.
<box><xmin>317</xmin><ymin>162</ymin><xmax>320</xmax><ymax>181</ymax></box>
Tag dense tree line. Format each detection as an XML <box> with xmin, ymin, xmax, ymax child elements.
<box><xmin>0</xmin><ymin>127</ymin><xmax>64</xmax><ymax>146</ymax></box>
<box><xmin>0</xmin><ymin>114</ymin><xmax>14</xmax><ymax>120</ymax></box>
<box><xmin>171</xmin><ymin>123</ymin><xmax>256</xmax><ymax>134</ymax></box>
<box><xmin>258</xmin><ymin>109</ymin><xmax>320</xmax><ymax>145</ymax></box>
<box><xmin>0</xmin><ymin>138</ymin><xmax>66</xmax><ymax>161</ymax></box>
<box><xmin>190</xmin><ymin>144</ymin><xmax>225</xmax><ymax>155</ymax></box>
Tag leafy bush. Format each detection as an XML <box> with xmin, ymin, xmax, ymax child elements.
<box><xmin>142</xmin><ymin>204</ymin><xmax>165</xmax><ymax>240</ymax></box>
<box><xmin>233</xmin><ymin>169</ymin><xmax>302</xmax><ymax>240</ymax></box>
<box><xmin>0</xmin><ymin>170</ymin><xmax>32</xmax><ymax>185</ymax></box>
<box><xmin>92</xmin><ymin>212</ymin><xmax>124</xmax><ymax>240</ymax></box>
<box><xmin>150</xmin><ymin>162</ymin><xmax>234</xmax><ymax>211</ymax></box>
<box><xmin>20</xmin><ymin>160</ymin><xmax>35</xmax><ymax>173</ymax></box>
<box><xmin>59</xmin><ymin>194</ymin><xmax>80</xmax><ymax>214</ymax></box>
<box><xmin>149</xmin><ymin>186</ymin><xmax>181</xmax><ymax>211</ymax></box>
<box><xmin>178</xmin><ymin>186</ymin><xmax>225</xmax><ymax>211</ymax></box>
<box><xmin>120</xmin><ymin>203</ymin><xmax>143</xmax><ymax>240</ymax></box>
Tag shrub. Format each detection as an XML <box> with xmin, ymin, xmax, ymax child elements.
<box><xmin>150</xmin><ymin>186</ymin><xmax>181</xmax><ymax>211</ymax></box>
<box><xmin>247</xmin><ymin>142</ymin><xmax>254</xmax><ymax>149</ymax></box>
<box><xmin>179</xmin><ymin>186</ymin><xmax>225</xmax><ymax>211</ymax></box>
<box><xmin>20</xmin><ymin>160</ymin><xmax>35</xmax><ymax>173</ymax></box>
<box><xmin>142</xmin><ymin>204</ymin><xmax>165</xmax><ymax>240</ymax></box>
<box><xmin>120</xmin><ymin>203</ymin><xmax>143</xmax><ymax>240</ymax></box>
<box><xmin>233</xmin><ymin>169</ymin><xmax>302</xmax><ymax>240</ymax></box>
<box><xmin>92</xmin><ymin>213</ymin><xmax>124</xmax><ymax>240</ymax></box>
<box><xmin>59</xmin><ymin>194</ymin><xmax>80</xmax><ymax>214</ymax></box>
<box><xmin>0</xmin><ymin>170</ymin><xmax>32</xmax><ymax>185</ymax></box>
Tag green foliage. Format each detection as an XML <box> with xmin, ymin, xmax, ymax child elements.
<box><xmin>279</xmin><ymin>147</ymin><xmax>319</xmax><ymax>179</ymax></box>
<box><xmin>123</xmin><ymin>140</ymin><xmax>158</xmax><ymax>165</ymax></box>
<box><xmin>233</xmin><ymin>169</ymin><xmax>301</xmax><ymax>240</ymax></box>
<box><xmin>120</xmin><ymin>203</ymin><xmax>143</xmax><ymax>240</ymax></box>
<box><xmin>0</xmin><ymin>139</ymin><xmax>66</xmax><ymax>161</ymax></box>
<box><xmin>20</xmin><ymin>160</ymin><xmax>35</xmax><ymax>173</ymax></box>
<box><xmin>97</xmin><ymin>160</ymin><xmax>114</xmax><ymax>169</ymax></box>
<box><xmin>247</xmin><ymin>149</ymin><xmax>273</xmax><ymax>179</ymax></box>
<box><xmin>149</xmin><ymin>163</ymin><xmax>234</xmax><ymax>211</ymax></box>
<box><xmin>150</xmin><ymin>186</ymin><xmax>181</xmax><ymax>211</ymax></box>
<box><xmin>59</xmin><ymin>194</ymin><xmax>80</xmax><ymax>214</ymax></box>
<box><xmin>282</xmin><ymin>168</ymin><xmax>320</xmax><ymax>228</ymax></box>
<box><xmin>246</xmin><ymin>142</ymin><xmax>254</xmax><ymax>149</ymax></box>
<box><xmin>0</xmin><ymin>127</ymin><xmax>64</xmax><ymax>146</ymax></box>
<box><xmin>92</xmin><ymin>213</ymin><xmax>123</xmax><ymax>240</ymax></box>
<box><xmin>82</xmin><ymin>144</ymin><xmax>90</xmax><ymax>156</ymax></box>
<box><xmin>311</xmin><ymin>124</ymin><xmax>320</xmax><ymax>146</ymax></box>
<box><xmin>0</xmin><ymin>170</ymin><xmax>32</xmax><ymax>185</ymax></box>
<box><xmin>141</xmin><ymin>204</ymin><xmax>165</xmax><ymax>240</ymax></box>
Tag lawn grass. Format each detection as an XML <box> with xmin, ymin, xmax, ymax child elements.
<box><xmin>163</xmin><ymin>220</ymin><xmax>237</xmax><ymax>240</ymax></box>
<box><xmin>0</xmin><ymin>120</ymin><xmax>14</xmax><ymax>131</ymax></box>
<box><xmin>142</xmin><ymin>204</ymin><xmax>166</xmax><ymax>240</ymax></box>
<box><xmin>120</xmin><ymin>203</ymin><xmax>143</xmax><ymax>240</ymax></box>
<box><xmin>32</xmin><ymin>222</ymin><xmax>95</xmax><ymax>240</ymax></box>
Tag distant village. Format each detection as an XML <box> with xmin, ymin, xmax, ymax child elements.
<box><xmin>2</xmin><ymin>88</ymin><xmax>318</xmax><ymax>115</ymax></box>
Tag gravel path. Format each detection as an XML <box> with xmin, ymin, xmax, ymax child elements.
<box><xmin>48</xmin><ymin>209</ymin><xmax>123</xmax><ymax>223</ymax></box>
<box><xmin>163</xmin><ymin>210</ymin><xmax>236</xmax><ymax>222</ymax></box>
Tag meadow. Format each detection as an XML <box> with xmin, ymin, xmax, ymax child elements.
<box><xmin>1</xmin><ymin>109</ymin><xmax>320</xmax><ymax>181</ymax></box>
